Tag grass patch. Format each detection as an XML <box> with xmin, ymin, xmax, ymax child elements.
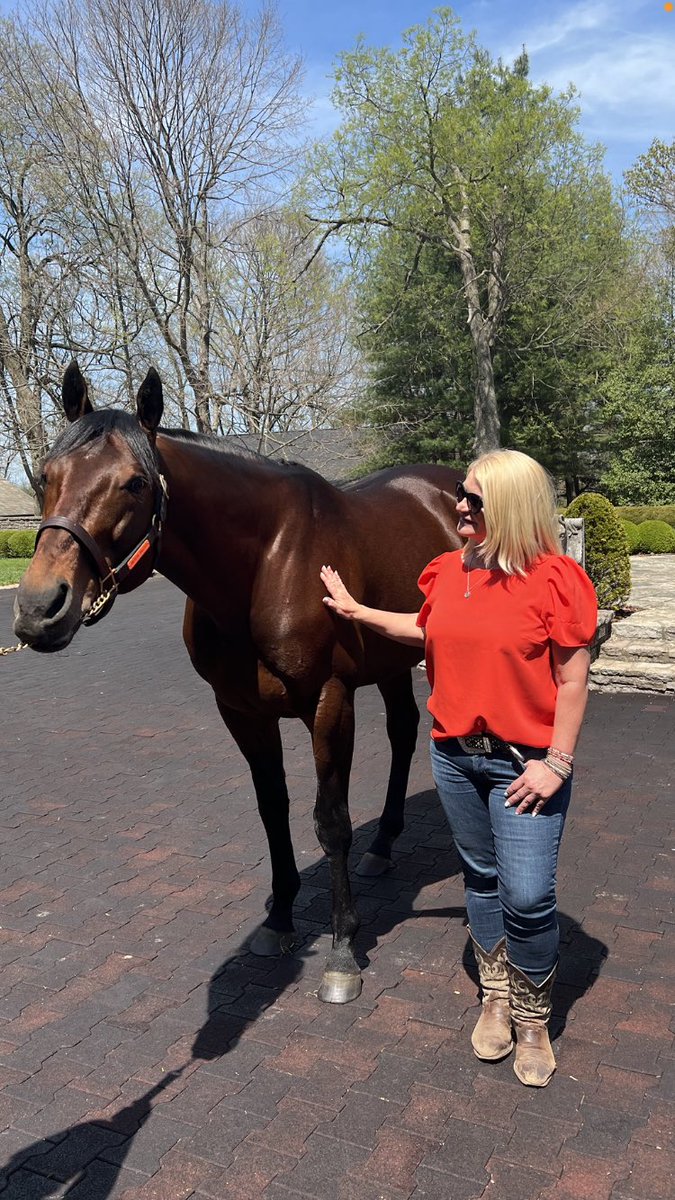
<box><xmin>0</xmin><ymin>557</ymin><xmax>31</xmax><ymax>586</ymax></box>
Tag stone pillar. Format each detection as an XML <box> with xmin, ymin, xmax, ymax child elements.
<box><xmin>559</xmin><ymin>517</ymin><xmax>585</xmax><ymax>568</ymax></box>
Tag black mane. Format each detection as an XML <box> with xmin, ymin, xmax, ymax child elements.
<box><xmin>45</xmin><ymin>409</ymin><xmax>310</xmax><ymax>482</ymax></box>
<box><xmin>158</xmin><ymin>425</ymin><xmax>263</xmax><ymax>464</ymax></box>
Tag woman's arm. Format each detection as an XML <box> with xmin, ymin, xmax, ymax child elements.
<box><xmin>320</xmin><ymin>565</ymin><xmax>424</xmax><ymax>647</ymax></box>
<box><xmin>505</xmin><ymin>644</ymin><xmax>590</xmax><ymax>815</ymax></box>
<box><xmin>549</xmin><ymin>644</ymin><xmax>591</xmax><ymax>755</ymax></box>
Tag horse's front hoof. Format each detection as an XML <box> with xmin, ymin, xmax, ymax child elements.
<box><xmin>249</xmin><ymin>925</ymin><xmax>295</xmax><ymax>957</ymax></box>
<box><xmin>355</xmin><ymin>851</ymin><xmax>393</xmax><ymax>877</ymax></box>
<box><xmin>318</xmin><ymin>969</ymin><xmax>363</xmax><ymax>1004</ymax></box>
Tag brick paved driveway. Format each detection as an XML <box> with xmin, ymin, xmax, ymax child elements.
<box><xmin>0</xmin><ymin>579</ymin><xmax>672</xmax><ymax>1199</ymax></box>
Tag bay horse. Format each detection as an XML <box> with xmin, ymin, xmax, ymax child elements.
<box><xmin>14</xmin><ymin>362</ymin><xmax>462</xmax><ymax>1003</ymax></box>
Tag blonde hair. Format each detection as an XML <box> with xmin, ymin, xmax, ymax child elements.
<box><xmin>466</xmin><ymin>449</ymin><xmax>561</xmax><ymax>575</ymax></box>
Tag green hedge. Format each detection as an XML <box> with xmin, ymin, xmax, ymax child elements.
<box><xmin>615</xmin><ymin>505</ymin><xmax>675</xmax><ymax>529</ymax></box>
<box><xmin>6</xmin><ymin>530</ymin><xmax>37</xmax><ymax>558</ymax></box>
<box><xmin>635</xmin><ymin>520</ymin><xmax>675</xmax><ymax>554</ymax></box>
<box><xmin>621</xmin><ymin>519</ymin><xmax>641</xmax><ymax>554</ymax></box>
<box><xmin>0</xmin><ymin>531</ymin><xmax>14</xmax><ymax>556</ymax></box>
<box><xmin>564</xmin><ymin>492</ymin><xmax>631</xmax><ymax>611</ymax></box>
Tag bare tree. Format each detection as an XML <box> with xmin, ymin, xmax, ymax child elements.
<box><xmin>0</xmin><ymin>41</ymin><xmax>86</xmax><ymax>498</ymax></box>
<box><xmin>7</xmin><ymin>0</ymin><xmax>305</xmax><ymax>432</ymax></box>
<box><xmin>210</xmin><ymin>211</ymin><xmax>359</xmax><ymax>443</ymax></box>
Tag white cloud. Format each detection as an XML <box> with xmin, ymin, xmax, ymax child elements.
<box><xmin>514</xmin><ymin>0</ymin><xmax>613</xmax><ymax>56</ymax></box>
<box><xmin>543</xmin><ymin>37</ymin><xmax>673</xmax><ymax>125</ymax></box>
<box><xmin>500</xmin><ymin>0</ymin><xmax>674</xmax><ymax>160</ymax></box>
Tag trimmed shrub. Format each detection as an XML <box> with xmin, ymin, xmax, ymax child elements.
<box><xmin>621</xmin><ymin>520</ymin><xmax>640</xmax><ymax>554</ymax></box>
<box><xmin>615</xmin><ymin>504</ymin><xmax>675</xmax><ymax>529</ymax></box>
<box><xmin>6</xmin><ymin>530</ymin><xmax>37</xmax><ymax>558</ymax></box>
<box><xmin>564</xmin><ymin>493</ymin><xmax>631</xmax><ymax>611</ymax></box>
<box><xmin>635</xmin><ymin>520</ymin><xmax>675</xmax><ymax>554</ymax></box>
<box><xmin>0</xmin><ymin>531</ymin><xmax>15</xmax><ymax>557</ymax></box>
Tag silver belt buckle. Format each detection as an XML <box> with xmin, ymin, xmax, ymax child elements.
<box><xmin>458</xmin><ymin>734</ymin><xmax>491</xmax><ymax>754</ymax></box>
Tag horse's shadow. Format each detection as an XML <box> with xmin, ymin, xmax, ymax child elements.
<box><xmin>0</xmin><ymin>790</ymin><xmax>608</xmax><ymax>1196</ymax></box>
<box><xmin>193</xmin><ymin>789</ymin><xmax>607</xmax><ymax>1057</ymax></box>
<box><xmin>0</xmin><ymin>1070</ymin><xmax>183</xmax><ymax>1199</ymax></box>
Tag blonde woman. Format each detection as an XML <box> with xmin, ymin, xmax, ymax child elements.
<box><xmin>320</xmin><ymin>449</ymin><xmax>596</xmax><ymax>1087</ymax></box>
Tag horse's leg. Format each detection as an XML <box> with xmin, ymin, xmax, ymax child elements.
<box><xmin>357</xmin><ymin>670</ymin><xmax>420</xmax><ymax>877</ymax></box>
<box><xmin>307</xmin><ymin>677</ymin><xmax>362</xmax><ymax>1004</ymax></box>
<box><xmin>217</xmin><ymin>703</ymin><xmax>301</xmax><ymax>956</ymax></box>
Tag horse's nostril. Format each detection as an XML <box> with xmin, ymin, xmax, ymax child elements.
<box><xmin>44</xmin><ymin>582</ymin><xmax>70</xmax><ymax>622</ymax></box>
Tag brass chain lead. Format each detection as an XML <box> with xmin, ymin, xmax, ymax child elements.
<box><xmin>0</xmin><ymin>641</ymin><xmax>28</xmax><ymax>656</ymax></box>
<box><xmin>84</xmin><ymin>585</ymin><xmax>116</xmax><ymax>622</ymax></box>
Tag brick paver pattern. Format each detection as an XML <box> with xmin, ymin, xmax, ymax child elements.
<box><xmin>0</xmin><ymin>579</ymin><xmax>672</xmax><ymax>1199</ymax></box>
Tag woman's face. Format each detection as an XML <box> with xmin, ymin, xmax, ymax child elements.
<box><xmin>456</xmin><ymin>470</ymin><xmax>487</xmax><ymax>543</ymax></box>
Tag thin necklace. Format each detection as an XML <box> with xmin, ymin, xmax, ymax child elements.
<box><xmin>463</xmin><ymin>552</ymin><xmax>473</xmax><ymax>598</ymax></box>
<box><xmin>463</xmin><ymin>550</ymin><xmax>483</xmax><ymax>598</ymax></box>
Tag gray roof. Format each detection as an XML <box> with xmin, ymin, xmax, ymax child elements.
<box><xmin>0</xmin><ymin>479</ymin><xmax>39</xmax><ymax>518</ymax></box>
<box><xmin>226</xmin><ymin>427</ymin><xmax>374</xmax><ymax>483</ymax></box>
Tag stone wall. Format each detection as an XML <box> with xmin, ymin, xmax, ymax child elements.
<box><xmin>0</xmin><ymin>516</ymin><xmax>38</xmax><ymax>531</ymax></box>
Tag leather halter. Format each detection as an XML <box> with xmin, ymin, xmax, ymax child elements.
<box><xmin>36</xmin><ymin>474</ymin><xmax>169</xmax><ymax>626</ymax></box>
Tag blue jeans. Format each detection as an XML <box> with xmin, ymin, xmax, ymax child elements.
<box><xmin>430</xmin><ymin>737</ymin><xmax>572</xmax><ymax>982</ymax></box>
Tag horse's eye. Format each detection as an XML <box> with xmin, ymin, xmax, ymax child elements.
<box><xmin>125</xmin><ymin>476</ymin><xmax>147</xmax><ymax>495</ymax></box>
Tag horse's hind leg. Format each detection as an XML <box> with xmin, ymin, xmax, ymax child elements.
<box><xmin>217</xmin><ymin>704</ymin><xmax>301</xmax><ymax>956</ymax></box>
<box><xmin>357</xmin><ymin>669</ymin><xmax>420</xmax><ymax>877</ymax></box>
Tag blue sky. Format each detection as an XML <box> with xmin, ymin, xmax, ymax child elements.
<box><xmin>3</xmin><ymin>1</ymin><xmax>671</xmax><ymax>180</ymax></box>
<box><xmin>260</xmin><ymin>0</ymin><xmax>674</xmax><ymax>183</ymax></box>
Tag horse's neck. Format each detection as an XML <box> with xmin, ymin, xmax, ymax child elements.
<box><xmin>155</xmin><ymin>435</ymin><xmax>274</xmax><ymax>610</ymax></box>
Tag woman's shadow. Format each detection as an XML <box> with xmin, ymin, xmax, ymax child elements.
<box><xmin>0</xmin><ymin>790</ymin><xmax>608</xmax><ymax>1196</ymax></box>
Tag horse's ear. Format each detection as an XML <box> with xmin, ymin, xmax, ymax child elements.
<box><xmin>62</xmin><ymin>360</ymin><xmax>93</xmax><ymax>423</ymax></box>
<box><xmin>136</xmin><ymin>367</ymin><xmax>164</xmax><ymax>437</ymax></box>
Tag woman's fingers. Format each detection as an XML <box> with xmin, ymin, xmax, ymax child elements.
<box><xmin>320</xmin><ymin>565</ymin><xmax>356</xmax><ymax>618</ymax></box>
<box><xmin>506</xmin><ymin>784</ymin><xmax>551</xmax><ymax>816</ymax></box>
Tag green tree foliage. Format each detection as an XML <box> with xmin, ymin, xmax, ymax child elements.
<box><xmin>564</xmin><ymin>493</ymin><xmax>631</xmax><ymax>611</ymax></box>
<box><xmin>354</xmin><ymin>231</ymin><xmax>473</xmax><ymax>467</ymax></box>
<box><xmin>626</xmin><ymin>139</ymin><xmax>675</xmax><ymax>220</ymax></box>
<box><xmin>306</xmin><ymin>8</ymin><xmax>626</xmax><ymax>462</ymax></box>
<box><xmin>596</xmin><ymin>301</ymin><xmax>675</xmax><ymax>504</ymax></box>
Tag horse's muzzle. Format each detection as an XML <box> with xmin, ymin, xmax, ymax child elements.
<box><xmin>13</xmin><ymin>579</ymin><xmax>80</xmax><ymax>652</ymax></box>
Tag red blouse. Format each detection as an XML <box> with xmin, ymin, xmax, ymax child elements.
<box><xmin>416</xmin><ymin>551</ymin><xmax>598</xmax><ymax>747</ymax></box>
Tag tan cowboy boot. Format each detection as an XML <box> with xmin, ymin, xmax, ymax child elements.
<box><xmin>507</xmin><ymin>961</ymin><xmax>557</xmax><ymax>1087</ymax></box>
<box><xmin>469</xmin><ymin>933</ymin><xmax>513</xmax><ymax>1061</ymax></box>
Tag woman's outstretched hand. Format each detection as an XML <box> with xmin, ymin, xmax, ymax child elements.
<box><xmin>320</xmin><ymin>565</ymin><xmax>361</xmax><ymax>620</ymax></box>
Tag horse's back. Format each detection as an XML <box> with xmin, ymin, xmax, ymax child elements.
<box><xmin>341</xmin><ymin>462</ymin><xmax>461</xmax><ymax>497</ymax></box>
<box><xmin>336</xmin><ymin>463</ymin><xmax>462</xmax><ymax>607</ymax></box>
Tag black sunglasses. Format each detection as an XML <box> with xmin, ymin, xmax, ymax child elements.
<box><xmin>455</xmin><ymin>481</ymin><xmax>484</xmax><ymax>515</ymax></box>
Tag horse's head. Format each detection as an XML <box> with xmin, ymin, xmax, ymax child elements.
<box><xmin>14</xmin><ymin>361</ymin><xmax>166</xmax><ymax>652</ymax></box>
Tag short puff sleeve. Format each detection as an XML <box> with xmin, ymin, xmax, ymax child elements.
<box><xmin>544</xmin><ymin>556</ymin><xmax>597</xmax><ymax>647</ymax></box>
<box><xmin>416</xmin><ymin>554</ymin><xmax>447</xmax><ymax>629</ymax></box>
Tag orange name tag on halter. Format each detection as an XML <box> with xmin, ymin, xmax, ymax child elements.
<box><xmin>127</xmin><ymin>539</ymin><xmax>151</xmax><ymax>571</ymax></box>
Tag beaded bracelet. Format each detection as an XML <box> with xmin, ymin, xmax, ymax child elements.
<box><xmin>548</xmin><ymin>746</ymin><xmax>574</xmax><ymax>765</ymax></box>
<box><xmin>543</xmin><ymin>756</ymin><xmax>571</xmax><ymax>782</ymax></box>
